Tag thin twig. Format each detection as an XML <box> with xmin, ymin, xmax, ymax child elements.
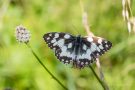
<box><xmin>26</xmin><ymin>43</ymin><xmax>68</xmax><ymax>90</ymax></box>
<box><xmin>96</xmin><ymin>59</ymin><xmax>109</xmax><ymax>90</ymax></box>
<box><xmin>80</xmin><ymin>0</ymin><xmax>94</xmax><ymax>37</ymax></box>
<box><xmin>89</xmin><ymin>65</ymin><xmax>109</xmax><ymax>90</ymax></box>
<box><xmin>96</xmin><ymin>58</ymin><xmax>104</xmax><ymax>80</ymax></box>
<box><xmin>80</xmin><ymin>0</ymin><xmax>109</xmax><ymax>90</ymax></box>
<box><xmin>0</xmin><ymin>0</ymin><xmax>10</xmax><ymax>19</ymax></box>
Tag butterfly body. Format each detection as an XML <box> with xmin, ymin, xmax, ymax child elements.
<box><xmin>43</xmin><ymin>32</ymin><xmax>112</xmax><ymax>68</ymax></box>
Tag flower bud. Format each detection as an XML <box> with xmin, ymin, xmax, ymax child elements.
<box><xmin>15</xmin><ymin>25</ymin><xmax>31</xmax><ymax>43</ymax></box>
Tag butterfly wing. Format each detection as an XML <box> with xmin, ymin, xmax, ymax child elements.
<box><xmin>83</xmin><ymin>36</ymin><xmax>112</xmax><ymax>57</ymax></box>
<box><xmin>75</xmin><ymin>36</ymin><xmax>112</xmax><ymax>67</ymax></box>
<box><xmin>43</xmin><ymin>32</ymin><xmax>112</xmax><ymax>68</ymax></box>
<box><xmin>43</xmin><ymin>32</ymin><xmax>76</xmax><ymax>64</ymax></box>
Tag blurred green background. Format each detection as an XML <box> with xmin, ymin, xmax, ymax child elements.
<box><xmin>0</xmin><ymin>0</ymin><xmax>135</xmax><ymax>90</ymax></box>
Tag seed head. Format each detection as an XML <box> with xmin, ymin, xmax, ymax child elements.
<box><xmin>15</xmin><ymin>25</ymin><xmax>31</xmax><ymax>43</ymax></box>
<box><xmin>130</xmin><ymin>17</ymin><xmax>135</xmax><ymax>33</ymax></box>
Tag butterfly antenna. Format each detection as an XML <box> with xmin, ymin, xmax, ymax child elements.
<box><xmin>70</xmin><ymin>24</ymin><xmax>81</xmax><ymax>35</ymax></box>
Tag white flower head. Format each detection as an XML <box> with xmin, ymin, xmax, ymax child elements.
<box><xmin>15</xmin><ymin>25</ymin><xmax>31</xmax><ymax>43</ymax></box>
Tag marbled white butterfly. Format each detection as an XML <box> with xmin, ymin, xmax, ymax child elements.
<box><xmin>43</xmin><ymin>32</ymin><xmax>112</xmax><ymax>68</ymax></box>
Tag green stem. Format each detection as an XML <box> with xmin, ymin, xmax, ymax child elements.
<box><xmin>26</xmin><ymin>43</ymin><xmax>68</xmax><ymax>90</ymax></box>
<box><xmin>89</xmin><ymin>65</ymin><xmax>109</xmax><ymax>90</ymax></box>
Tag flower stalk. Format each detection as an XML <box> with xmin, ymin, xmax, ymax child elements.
<box><xmin>15</xmin><ymin>25</ymin><xmax>68</xmax><ymax>90</ymax></box>
<box><xmin>26</xmin><ymin>43</ymin><xmax>68</xmax><ymax>90</ymax></box>
<box><xmin>89</xmin><ymin>65</ymin><xmax>109</xmax><ymax>90</ymax></box>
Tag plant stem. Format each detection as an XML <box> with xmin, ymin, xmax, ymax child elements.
<box><xmin>26</xmin><ymin>43</ymin><xmax>68</xmax><ymax>90</ymax></box>
<box><xmin>80</xmin><ymin>1</ymin><xmax>109</xmax><ymax>89</ymax></box>
<box><xmin>89</xmin><ymin>65</ymin><xmax>109</xmax><ymax>90</ymax></box>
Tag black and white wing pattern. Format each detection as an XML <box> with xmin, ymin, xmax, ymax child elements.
<box><xmin>43</xmin><ymin>32</ymin><xmax>112</xmax><ymax>68</ymax></box>
<box><xmin>43</xmin><ymin>32</ymin><xmax>76</xmax><ymax>64</ymax></box>
<box><xmin>77</xmin><ymin>36</ymin><xmax>112</xmax><ymax>67</ymax></box>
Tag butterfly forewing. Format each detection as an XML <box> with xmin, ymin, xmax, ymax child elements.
<box><xmin>43</xmin><ymin>32</ymin><xmax>76</xmax><ymax>64</ymax></box>
<box><xmin>44</xmin><ymin>32</ymin><xmax>72</xmax><ymax>50</ymax></box>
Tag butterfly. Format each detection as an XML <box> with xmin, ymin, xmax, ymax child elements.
<box><xmin>43</xmin><ymin>32</ymin><xmax>112</xmax><ymax>68</ymax></box>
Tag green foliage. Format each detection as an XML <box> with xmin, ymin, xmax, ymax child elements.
<box><xmin>0</xmin><ymin>0</ymin><xmax>135</xmax><ymax>90</ymax></box>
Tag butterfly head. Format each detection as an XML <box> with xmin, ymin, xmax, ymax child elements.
<box><xmin>77</xmin><ymin>35</ymin><xmax>81</xmax><ymax>37</ymax></box>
